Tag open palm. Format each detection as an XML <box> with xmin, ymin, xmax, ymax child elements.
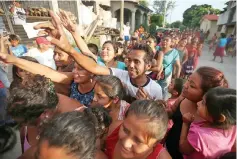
<box><xmin>58</xmin><ymin>9</ymin><xmax>76</xmax><ymax>33</ymax></box>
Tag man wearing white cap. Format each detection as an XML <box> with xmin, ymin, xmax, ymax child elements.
<box><xmin>26</xmin><ymin>37</ymin><xmax>56</xmax><ymax>70</ymax></box>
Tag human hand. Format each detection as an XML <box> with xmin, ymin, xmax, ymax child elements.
<box><xmin>182</xmin><ymin>112</ymin><xmax>194</xmax><ymax>124</ymax></box>
<box><xmin>57</xmin><ymin>9</ymin><xmax>77</xmax><ymax>33</ymax></box>
<box><xmin>0</xmin><ymin>52</ymin><xmax>16</xmax><ymax>64</ymax></box>
<box><xmin>34</xmin><ymin>10</ymin><xmax>73</xmax><ymax>54</ymax></box>
<box><xmin>136</xmin><ymin>87</ymin><xmax>152</xmax><ymax>100</ymax></box>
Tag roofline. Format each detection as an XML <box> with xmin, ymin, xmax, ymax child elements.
<box><xmin>124</xmin><ymin>0</ymin><xmax>152</xmax><ymax>12</ymax></box>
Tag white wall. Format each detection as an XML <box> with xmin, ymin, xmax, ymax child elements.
<box><xmin>208</xmin><ymin>21</ymin><xmax>218</xmax><ymax>40</ymax></box>
<box><xmin>200</xmin><ymin>19</ymin><xmax>211</xmax><ymax>32</ymax></box>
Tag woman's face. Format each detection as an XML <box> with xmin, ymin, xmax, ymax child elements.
<box><xmin>16</xmin><ymin>68</ymin><xmax>31</xmax><ymax>79</ymax></box>
<box><xmin>179</xmin><ymin>39</ymin><xmax>188</xmax><ymax>47</ymax></box>
<box><xmin>72</xmin><ymin>63</ymin><xmax>93</xmax><ymax>84</ymax></box>
<box><xmin>90</xmin><ymin>83</ymin><xmax>112</xmax><ymax>108</ymax></box>
<box><xmin>161</xmin><ymin>37</ymin><xmax>172</xmax><ymax>48</ymax></box>
<box><xmin>117</xmin><ymin>114</ymin><xmax>158</xmax><ymax>159</ymax></box>
<box><xmin>182</xmin><ymin>72</ymin><xmax>203</xmax><ymax>102</ymax></box>
<box><xmin>53</xmin><ymin>47</ymin><xmax>71</xmax><ymax>67</ymax></box>
<box><xmin>100</xmin><ymin>43</ymin><xmax>115</xmax><ymax>63</ymax></box>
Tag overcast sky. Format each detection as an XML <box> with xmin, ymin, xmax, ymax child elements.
<box><xmin>148</xmin><ymin>0</ymin><xmax>228</xmax><ymax>23</ymax></box>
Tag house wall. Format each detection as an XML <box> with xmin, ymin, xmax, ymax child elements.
<box><xmin>208</xmin><ymin>21</ymin><xmax>218</xmax><ymax>40</ymax></box>
<box><xmin>200</xmin><ymin>19</ymin><xmax>211</xmax><ymax>32</ymax></box>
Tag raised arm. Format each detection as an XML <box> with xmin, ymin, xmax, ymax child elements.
<box><xmin>57</xmin><ymin>10</ymin><xmax>97</xmax><ymax>60</ymax></box>
<box><xmin>0</xmin><ymin>53</ymin><xmax>73</xmax><ymax>84</ymax></box>
<box><xmin>182</xmin><ymin>48</ymin><xmax>188</xmax><ymax>65</ymax></box>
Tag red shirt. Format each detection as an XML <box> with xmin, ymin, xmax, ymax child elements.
<box><xmin>105</xmin><ymin>125</ymin><xmax>165</xmax><ymax>159</ymax></box>
<box><xmin>0</xmin><ymin>80</ymin><xmax>4</xmax><ymax>88</ymax></box>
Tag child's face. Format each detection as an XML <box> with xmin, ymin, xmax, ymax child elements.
<box><xmin>197</xmin><ymin>97</ymin><xmax>213</xmax><ymax>122</ymax></box>
<box><xmin>10</xmin><ymin>40</ymin><xmax>19</xmax><ymax>47</ymax></box>
<box><xmin>168</xmin><ymin>79</ymin><xmax>175</xmax><ymax>93</ymax></box>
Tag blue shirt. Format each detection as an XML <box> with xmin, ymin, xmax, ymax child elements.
<box><xmin>97</xmin><ymin>56</ymin><xmax>126</xmax><ymax>70</ymax></box>
<box><xmin>11</xmin><ymin>44</ymin><xmax>27</xmax><ymax>57</ymax></box>
<box><xmin>163</xmin><ymin>49</ymin><xmax>179</xmax><ymax>78</ymax></box>
<box><xmin>218</xmin><ymin>38</ymin><xmax>227</xmax><ymax>47</ymax></box>
<box><xmin>70</xmin><ymin>82</ymin><xmax>94</xmax><ymax>106</ymax></box>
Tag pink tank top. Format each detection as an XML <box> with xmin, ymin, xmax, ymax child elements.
<box><xmin>24</xmin><ymin>126</ymin><xmax>31</xmax><ymax>152</ymax></box>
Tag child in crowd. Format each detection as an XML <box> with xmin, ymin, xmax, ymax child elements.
<box><xmin>166</xmin><ymin>78</ymin><xmax>186</xmax><ymax>130</ymax></box>
<box><xmin>180</xmin><ymin>87</ymin><xmax>236</xmax><ymax>159</ymax></box>
<box><xmin>8</xmin><ymin>34</ymin><xmax>27</xmax><ymax>57</ymax></box>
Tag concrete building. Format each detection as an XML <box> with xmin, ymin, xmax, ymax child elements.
<box><xmin>217</xmin><ymin>0</ymin><xmax>236</xmax><ymax>36</ymax></box>
<box><xmin>200</xmin><ymin>14</ymin><xmax>219</xmax><ymax>40</ymax></box>
<box><xmin>110</xmin><ymin>0</ymin><xmax>152</xmax><ymax>33</ymax></box>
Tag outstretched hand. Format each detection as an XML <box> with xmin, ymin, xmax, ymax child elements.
<box><xmin>33</xmin><ymin>10</ymin><xmax>73</xmax><ymax>54</ymax></box>
<box><xmin>57</xmin><ymin>9</ymin><xmax>77</xmax><ymax>33</ymax></box>
<box><xmin>0</xmin><ymin>52</ymin><xmax>16</xmax><ymax>64</ymax></box>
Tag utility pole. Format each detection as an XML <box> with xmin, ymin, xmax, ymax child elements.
<box><xmin>120</xmin><ymin>0</ymin><xmax>124</xmax><ymax>37</ymax></box>
<box><xmin>163</xmin><ymin>0</ymin><xmax>167</xmax><ymax>27</ymax></box>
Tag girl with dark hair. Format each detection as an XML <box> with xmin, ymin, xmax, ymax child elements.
<box><xmin>107</xmin><ymin>100</ymin><xmax>172</xmax><ymax>159</ymax></box>
<box><xmin>12</xmin><ymin>56</ymin><xmax>39</xmax><ymax>80</ymax></box>
<box><xmin>165</xmin><ymin>66</ymin><xmax>229</xmax><ymax>159</ymax></box>
<box><xmin>180</xmin><ymin>87</ymin><xmax>236</xmax><ymax>158</ymax></box>
<box><xmin>89</xmin><ymin>75</ymin><xmax>130</xmax><ymax>158</ymax></box>
<box><xmin>97</xmin><ymin>41</ymin><xmax>126</xmax><ymax>70</ymax></box>
<box><xmin>213</xmin><ymin>33</ymin><xmax>227</xmax><ymax>63</ymax></box>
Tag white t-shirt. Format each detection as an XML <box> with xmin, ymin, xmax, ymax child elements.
<box><xmin>124</xmin><ymin>25</ymin><xmax>130</xmax><ymax>36</ymax></box>
<box><xmin>110</xmin><ymin>68</ymin><xmax>163</xmax><ymax>100</ymax></box>
<box><xmin>26</xmin><ymin>48</ymin><xmax>56</xmax><ymax>70</ymax></box>
<box><xmin>11</xmin><ymin>6</ymin><xmax>26</xmax><ymax>25</ymax></box>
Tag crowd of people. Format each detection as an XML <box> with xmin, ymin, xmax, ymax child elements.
<box><xmin>0</xmin><ymin>10</ymin><xmax>236</xmax><ymax>159</ymax></box>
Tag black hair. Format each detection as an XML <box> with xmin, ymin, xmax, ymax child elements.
<box><xmin>147</xmin><ymin>35</ymin><xmax>157</xmax><ymax>43</ymax></box>
<box><xmin>0</xmin><ymin>125</ymin><xmax>17</xmax><ymax>153</ymax></box>
<box><xmin>37</xmin><ymin>111</ymin><xmax>96</xmax><ymax>159</ymax></box>
<box><xmin>132</xmin><ymin>43</ymin><xmax>154</xmax><ymax>64</ymax></box>
<box><xmin>12</xmin><ymin>56</ymin><xmax>39</xmax><ymax>80</ymax></box>
<box><xmin>173</xmin><ymin>78</ymin><xmax>186</xmax><ymax>96</ymax></box>
<box><xmin>125</xmin><ymin>100</ymin><xmax>168</xmax><ymax>141</ymax></box>
<box><xmin>221</xmin><ymin>33</ymin><xmax>226</xmax><ymax>38</ymax></box>
<box><xmin>220</xmin><ymin>152</ymin><xmax>236</xmax><ymax>159</ymax></box>
<box><xmin>8</xmin><ymin>34</ymin><xmax>20</xmax><ymax>42</ymax></box>
<box><xmin>7</xmin><ymin>75</ymin><xmax>58</xmax><ymax>125</ymax></box>
<box><xmin>87</xmin><ymin>106</ymin><xmax>112</xmax><ymax>139</ymax></box>
<box><xmin>205</xmin><ymin>87</ymin><xmax>236</xmax><ymax>129</ymax></box>
<box><xmin>103</xmin><ymin>41</ymin><xmax>118</xmax><ymax>54</ymax></box>
<box><xmin>96</xmin><ymin>75</ymin><xmax>125</xmax><ymax>100</ymax></box>
<box><xmin>87</xmin><ymin>43</ymin><xmax>99</xmax><ymax>56</ymax></box>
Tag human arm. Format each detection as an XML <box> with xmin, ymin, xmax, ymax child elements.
<box><xmin>35</xmin><ymin>11</ymin><xmax>110</xmax><ymax>76</ymax></box>
<box><xmin>182</xmin><ymin>48</ymin><xmax>188</xmax><ymax>65</ymax></box>
<box><xmin>173</xmin><ymin>59</ymin><xmax>181</xmax><ymax>78</ymax></box>
<box><xmin>179</xmin><ymin>113</ymin><xmax>195</xmax><ymax>155</ymax></box>
<box><xmin>0</xmin><ymin>53</ymin><xmax>73</xmax><ymax>84</ymax></box>
<box><xmin>57</xmin><ymin>10</ymin><xmax>97</xmax><ymax>60</ymax></box>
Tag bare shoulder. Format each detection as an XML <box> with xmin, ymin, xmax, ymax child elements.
<box><xmin>157</xmin><ymin>149</ymin><xmax>172</xmax><ymax>159</ymax></box>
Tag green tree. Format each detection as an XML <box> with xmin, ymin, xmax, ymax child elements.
<box><xmin>170</xmin><ymin>20</ymin><xmax>182</xmax><ymax>28</ymax></box>
<box><xmin>183</xmin><ymin>4</ymin><xmax>221</xmax><ymax>28</ymax></box>
<box><xmin>149</xmin><ymin>23</ymin><xmax>157</xmax><ymax>36</ymax></box>
<box><xmin>153</xmin><ymin>0</ymin><xmax>176</xmax><ymax>15</ymax></box>
<box><xmin>150</xmin><ymin>14</ymin><xmax>164</xmax><ymax>27</ymax></box>
<box><xmin>139</xmin><ymin>0</ymin><xmax>149</xmax><ymax>7</ymax></box>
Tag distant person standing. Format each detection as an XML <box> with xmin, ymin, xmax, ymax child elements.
<box><xmin>26</xmin><ymin>37</ymin><xmax>56</xmax><ymax>69</ymax></box>
<box><xmin>212</xmin><ymin>33</ymin><xmax>227</xmax><ymax>63</ymax></box>
<box><xmin>8</xmin><ymin>34</ymin><xmax>27</xmax><ymax>57</ymax></box>
<box><xmin>9</xmin><ymin>0</ymin><xmax>26</xmax><ymax>25</ymax></box>
<box><xmin>123</xmin><ymin>22</ymin><xmax>130</xmax><ymax>42</ymax></box>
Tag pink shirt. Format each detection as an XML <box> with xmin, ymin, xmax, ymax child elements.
<box><xmin>167</xmin><ymin>98</ymin><xmax>177</xmax><ymax>130</ymax></box>
<box><xmin>184</xmin><ymin>121</ymin><xmax>236</xmax><ymax>159</ymax></box>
